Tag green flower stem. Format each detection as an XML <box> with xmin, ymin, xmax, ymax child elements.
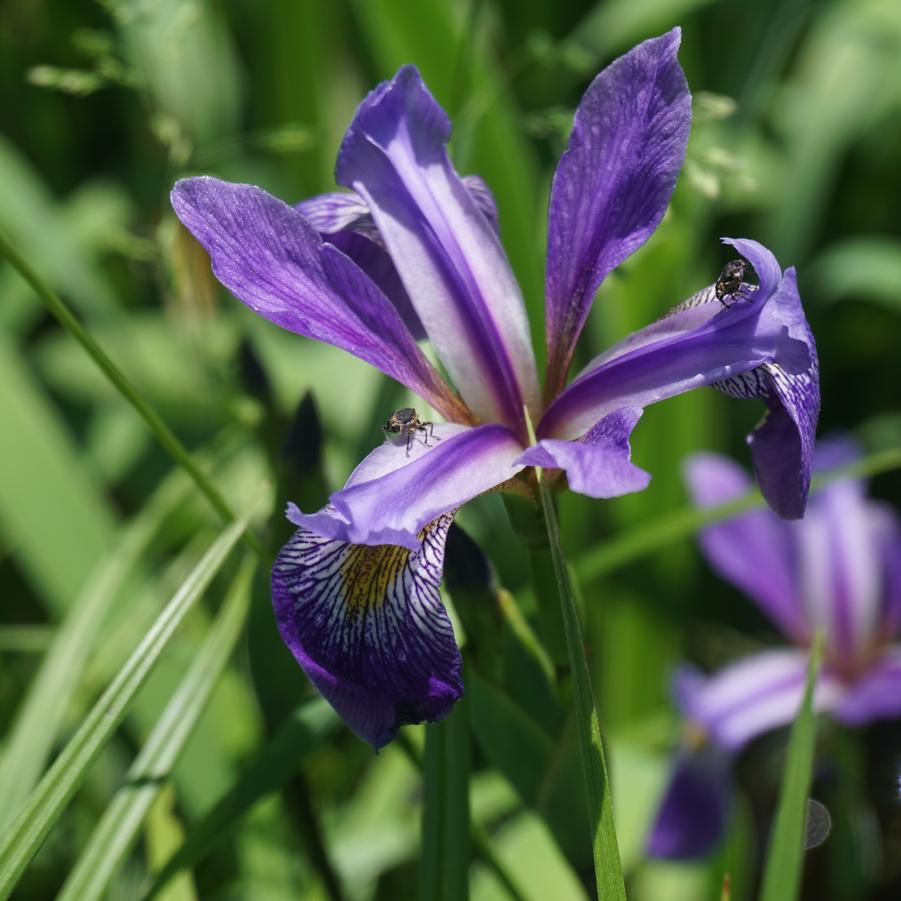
<box><xmin>535</xmin><ymin>474</ymin><xmax>626</xmax><ymax>901</ymax></box>
<box><xmin>0</xmin><ymin>228</ymin><xmax>263</xmax><ymax>558</ymax></box>
<box><xmin>576</xmin><ymin>445</ymin><xmax>901</xmax><ymax>584</ymax></box>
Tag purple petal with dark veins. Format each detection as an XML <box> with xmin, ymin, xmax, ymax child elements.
<box><xmin>539</xmin><ymin>239</ymin><xmax>818</xmax><ymax>519</ymax></box>
<box><xmin>646</xmin><ymin>748</ymin><xmax>732</xmax><ymax>860</ymax></box>
<box><xmin>516</xmin><ymin>406</ymin><xmax>650</xmax><ymax>499</ymax></box>
<box><xmin>272</xmin><ymin>513</ymin><xmax>462</xmax><ymax>749</ymax></box>
<box><xmin>336</xmin><ymin>65</ymin><xmax>539</xmax><ymax>431</ymax></box>
<box><xmin>684</xmin><ymin>454</ymin><xmax>807</xmax><ymax>641</ymax></box>
<box><xmin>170</xmin><ymin>177</ymin><xmax>463</xmax><ymax>420</ymax></box>
<box><xmin>675</xmin><ymin>651</ymin><xmax>843</xmax><ymax>751</ymax></box>
<box><xmin>833</xmin><ymin>648</ymin><xmax>901</xmax><ymax>726</ymax></box>
<box><xmin>289</xmin><ymin>423</ymin><xmax>525</xmax><ymax>550</ymax></box>
<box><xmin>544</xmin><ymin>28</ymin><xmax>691</xmax><ymax>395</ymax></box>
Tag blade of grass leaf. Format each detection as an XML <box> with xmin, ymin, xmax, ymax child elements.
<box><xmin>56</xmin><ymin>556</ymin><xmax>256</xmax><ymax>901</ymax></box>
<box><xmin>0</xmin><ymin>516</ymin><xmax>249</xmax><ymax>900</ymax></box>
<box><xmin>758</xmin><ymin>631</ymin><xmax>824</xmax><ymax>901</ymax></box>
<box><xmin>142</xmin><ymin>698</ymin><xmax>339</xmax><ymax>900</ymax></box>
<box><xmin>0</xmin><ymin>466</ymin><xmax>196</xmax><ymax>830</ymax></box>
<box><xmin>576</xmin><ymin>446</ymin><xmax>901</xmax><ymax>583</ymax></box>
<box><xmin>396</xmin><ymin>733</ymin><xmax>527</xmax><ymax>901</ymax></box>
<box><xmin>421</xmin><ymin>702</ymin><xmax>471</xmax><ymax>901</ymax></box>
<box><xmin>537</xmin><ymin>472</ymin><xmax>626</xmax><ymax>901</ymax></box>
<box><xmin>0</xmin><ymin>228</ymin><xmax>263</xmax><ymax>558</ymax></box>
<box><xmin>0</xmin><ymin>626</ymin><xmax>55</xmax><ymax>653</ymax></box>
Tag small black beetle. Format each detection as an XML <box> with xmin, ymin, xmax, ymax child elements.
<box><xmin>381</xmin><ymin>408</ymin><xmax>440</xmax><ymax>456</ymax></box>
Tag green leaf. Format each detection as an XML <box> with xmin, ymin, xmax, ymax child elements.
<box><xmin>145</xmin><ymin>787</ymin><xmax>199</xmax><ymax>901</ymax></box>
<box><xmin>144</xmin><ymin>699</ymin><xmax>339</xmax><ymax>899</ymax></box>
<box><xmin>56</xmin><ymin>556</ymin><xmax>256</xmax><ymax>901</ymax></box>
<box><xmin>536</xmin><ymin>477</ymin><xmax>625</xmax><ymax>901</ymax></box>
<box><xmin>813</xmin><ymin>236</ymin><xmax>901</xmax><ymax>309</ymax></box>
<box><xmin>421</xmin><ymin>702</ymin><xmax>472</xmax><ymax>901</ymax></box>
<box><xmin>0</xmin><ymin>517</ymin><xmax>249</xmax><ymax>900</ymax></box>
<box><xmin>0</xmin><ymin>465</ymin><xmax>195</xmax><ymax>830</ymax></box>
<box><xmin>758</xmin><ymin>632</ymin><xmax>824</xmax><ymax>901</ymax></box>
<box><xmin>0</xmin><ymin>334</ymin><xmax>117</xmax><ymax>615</ymax></box>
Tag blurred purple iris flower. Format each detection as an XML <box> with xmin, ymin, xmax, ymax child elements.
<box><xmin>647</xmin><ymin>446</ymin><xmax>901</xmax><ymax>859</ymax></box>
<box><xmin>171</xmin><ymin>29</ymin><xmax>819</xmax><ymax>748</ymax></box>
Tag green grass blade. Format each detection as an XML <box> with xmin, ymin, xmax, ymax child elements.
<box><xmin>576</xmin><ymin>446</ymin><xmax>901</xmax><ymax>583</ymax></box>
<box><xmin>0</xmin><ymin>517</ymin><xmax>249</xmax><ymax>900</ymax></box>
<box><xmin>143</xmin><ymin>698</ymin><xmax>339</xmax><ymax>899</ymax></box>
<box><xmin>56</xmin><ymin>556</ymin><xmax>256</xmax><ymax>901</ymax></box>
<box><xmin>421</xmin><ymin>703</ymin><xmax>471</xmax><ymax>901</ymax></box>
<box><xmin>0</xmin><ymin>228</ymin><xmax>262</xmax><ymax>557</ymax></box>
<box><xmin>537</xmin><ymin>476</ymin><xmax>625</xmax><ymax>901</ymax></box>
<box><xmin>0</xmin><ymin>468</ymin><xmax>195</xmax><ymax>830</ymax></box>
<box><xmin>758</xmin><ymin>632</ymin><xmax>825</xmax><ymax>901</ymax></box>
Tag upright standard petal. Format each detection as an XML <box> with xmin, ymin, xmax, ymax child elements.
<box><xmin>676</xmin><ymin>651</ymin><xmax>843</xmax><ymax>751</ymax></box>
<box><xmin>544</xmin><ymin>28</ymin><xmax>691</xmax><ymax>396</ymax></box>
<box><xmin>272</xmin><ymin>513</ymin><xmax>461</xmax><ymax>748</ymax></box>
<box><xmin>516</xmin><ymin>406</ymin><xmax>650</xmax><ymax>499</ymax></box>
<box><xmin>336</xmin><ymin>66</ymin><xmax>539</xmax><ymax>432</ymax></box>
<box><xmin>289</xmin><ymin>423</ymin><xmax>526</xmax><ymax>550</ymax></box>
<box><xmin>539</xmin><ymin>240</ymin><xmax>818</xmax><ymax>518</ymax></box>
<box><xmin>684</xmin><ymin>454</ymin><xmax>807</xmax><ymax>641</ymax></box>
<box><xmin>171</xmin><ymin>177</ymin><xmax>464</xmax><ymax>420</ymax></box>
<box><xmin>646</xmin><ymin>748</ymin><xmax>732</xmax><ymax>859</ymax></box>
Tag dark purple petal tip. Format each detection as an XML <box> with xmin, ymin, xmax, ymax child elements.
<box><xmin>272</xmin><ymin>515</ymin><xmax>462</xmax><ymax>749</ymax></box>
<box><xmin>646</xmin><ymin>748</ymin><xmax>732</xmax><ymax>860</ymax></box>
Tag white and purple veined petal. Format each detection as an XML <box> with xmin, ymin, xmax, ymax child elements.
<box><xmin>537</xmin><ymin>239</ymin><xmax>819</xmax><ymax>518</ymax></box>
<box><xmin>335</xmin><ymin>65</ymin><xmax>540</xmax><ymax>433</ymax></box>
<box><xmin>272</xmin><ymin>513</ymin><xmax>462</xmax><ymax>749</ymax></box>
<box><xmin>170</xmin><ymin>177</ymin><xmax>465</xmax><ymax>421</ymax></box>
<box><xmin>543</xmin><ymin>27</ymin><xmax>691</xmax><ymax>396</ymax></box>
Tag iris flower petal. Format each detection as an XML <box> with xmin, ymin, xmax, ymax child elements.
<box><xmin>335</xmin><ymin>65</ymin><xmax>539</xmax><ymax>431</ymax></box>
<box><xmin>272</xmin><ymin>513</ymin><xmax>462</xmax><ymax>749</ymax></box>
<box><xmin>539</xmin><ymin>239</ymin><xmax>817</xmax><ymax>518</ymax></box>
<box><xmin>289</xmin><ymin>423</ymin><xmax>526</xmax><ymax>550</ymax></box>
<box><xmin>170</xmin><ymin>177</ymin><xmax>463</xmax><ymax>420</ymax></box>
<box><xmin>646</xmin><ymin>748</ymin><xmax>732</xmax><ymax>859</ymax></box>
<box><xmin>676</xmin><ymin>651</ymin><xmax>844</xmax><ymax>751</ymax></box>
<box><xmin>544</xmin><ymin>27</ymin><xmax>691</xmax><ymax>395</ymax></box>
<box><xmin>516</xmin><ymin>406</ymin><xmax>650</xmax><ymax>499</ymax></box>
<box><xmin>833</xmin><ymin>648</ymin><xmax>901</xmax><ymax>726</ymax></box>
<box><xmin>685</xmin><ymin>454</ymin><xmax>807</xmax><ymax>641</ymax></box>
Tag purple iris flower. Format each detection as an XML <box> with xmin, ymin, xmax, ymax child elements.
<box><xmin>647</xmin><ymin>446</ymin><xmax>901</xmax><ymax>859</ymax></box>
<box><xmin>170</xmin><ymin>29</ymin><xmax>819</xmax><ymax>749</ymax></box>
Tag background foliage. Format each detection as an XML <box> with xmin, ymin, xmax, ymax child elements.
<box><xmin>1</xmin><ymin>0</ymin><xmax>900</xmax><ymax>898</ymax></box>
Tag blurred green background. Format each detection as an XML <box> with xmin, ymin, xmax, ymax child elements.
<box><xmin>2</xmin><ymin>0</ymin><xmax>901</xmax><ymax>899</ymax></box>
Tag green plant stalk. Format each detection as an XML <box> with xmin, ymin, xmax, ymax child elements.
<box><xmin>759</xmin><ymin>631</ymin><xmax>825</xmax><ymax>901</ymax></box>
<box><xmin>536</xmin><ymin>473</ymin><xmax>626</xmax><ymax>901</ymax></box>
<box><xmin>0</xmin><ymin>228</ymin><xmax>263</xmax><ymax>558</ymax></box>
<box><xmin>577</xmin><ymin>446</ymin><xmax>901</xmax><ymax>583</ymax></box>
<box><xmin>56</xmin><ymin>556</ymin><xmax>256</xmax><ymax>901</ymax></box>
<box><xmin>396</xmin><ymin>733</ymin><xmax>527</xmax><ymax>901</ymax></box>
<box><xmin>0</xmin><ymin>517</ymin><xmax>248</xmax><ymax>900</ymax></box>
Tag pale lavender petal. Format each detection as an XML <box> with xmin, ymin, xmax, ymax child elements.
<box><xmin>646</xmin><ymin>748</ymin><xmax>732</xmax><ymax>859</ymax></box>
<box><xmin>289</xmin><ymin>423</ymin><xmax>525</xmax><ymax>550</ymax></box>
<box><xmin>796</xmin><ymin>478</ymin><xmax>884</xmax><ymax>665</ymax></box>
<box><xmin>539</xmin><ymin>239</ymin><xmax>818</xmax><ymax>519</ymax></box>
<box><xmin>516</xmin><ymin>407</ymin><xmax>650</xmax><ymax>499</ymax></box>
<box><xmin>336</xmin><ymin>65</ymin><xmax>539</xmax><ymax>430</ymax></box>
<box><xmin>685</xmin><ymin>454</ymin><xmax>806</xmax><ymax>641</ymax></box>
<box><xmin>677</xmin><ymin>650</ymin><xmax>843</xmax><ymax>751</ymax></box>
<box><xmin>272</xmin><ymin>514</ymin><xmax>461</xmax><ymax>748</ymax></box>
<box><xmin>170</xmin><ymin>177</ymin><xmax>463</xmax><ymax>420</ymax></box>
<box><xmin>833</xmin><ymin>647</ymin><xmax>901</xmax><ymax>726</ymax></box>
<box><xmin>544</xmin><ymin>28</ymin><xmax>691</xmax><ymax>395</ymax></box>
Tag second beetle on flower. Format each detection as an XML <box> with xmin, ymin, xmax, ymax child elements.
<box><xmin>171</xmin><ymin>28</ymin><xmax>819</xmax><ymax>748</ymax></box>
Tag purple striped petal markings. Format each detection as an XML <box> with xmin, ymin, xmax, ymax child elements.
<box><xmin>271</xmin><ymin>512</ymin><xmax>462</xmax><ymax>750</ymax></box>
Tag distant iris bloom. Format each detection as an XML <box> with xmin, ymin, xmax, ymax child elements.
<box><xmin>647</xmin><ymin>448</ymin><xmax>901</xmax><ymax>859</ymax></box>
<box><xmin>171</xmin><ymin>29</ymin><xmax>819</xmax><ymax>748</ymax></box>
